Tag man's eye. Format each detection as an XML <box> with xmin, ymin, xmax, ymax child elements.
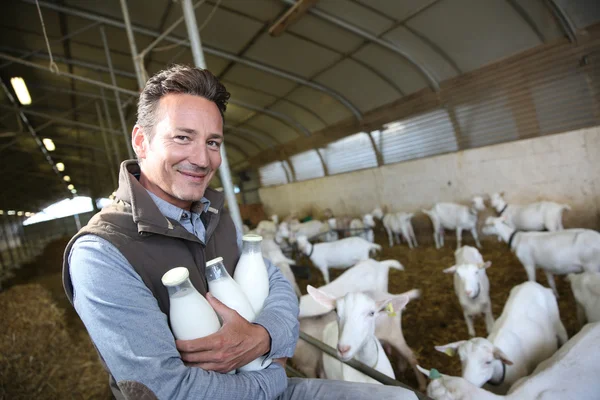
<box><xmin>208</xmin><ymin>140</ymin><xmax>221</xmax><ymax>148</ymax></box>
<box><xmin>175</xmin><ymin>135</ymin><xmax>190</xmax><ymax>141</ymax></box>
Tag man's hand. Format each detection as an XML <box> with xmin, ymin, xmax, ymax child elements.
<box><xmin>176</xmin><ymin>293</ymin><xmax>272</xmax><ymax>373</ymax></box>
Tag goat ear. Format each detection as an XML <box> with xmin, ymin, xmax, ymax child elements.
<box><xmin>443</xmin><ymin>265</ymin><xmax>458</xmax><ymax>274</ymax></box>
<box><xmin>493</xmin><ymin>347</ymin><xmax>514</xmax><ymax>365</ymax></box>
<box><xmin>307</xmin><ymin>285</ymin><xmax>336</xmax><ymax>310</ymax></box>
<box><xmin>500</xmin><ymin>191</ymin><xmax>505</xmax><ymax>197</ymax></box>
<box><xmin>435</xmin><ymin>341</ymin><xmax>466</xmax><ymax>357</ymax></box>
<box><xmin>376</xmin><ymin>294</ymin><xmax>410</xmax><ymax>314</ymax></box>
<box><xmin>478</xmin><ymin>261</ymin><xmax>492</xmax><ymax>270</ymax></box>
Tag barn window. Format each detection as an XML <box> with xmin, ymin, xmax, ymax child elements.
<box><xmin>259</xmin><ymin>161</ymin><xmax>289</xmax><ymax>187</ymax></box>
<box><xmin>289</xmin><ymin>150</ymin><xmax>325</xmax><ymax>182</ymax></box>
<box><xmin>321</xmin><ymin>132</ymin><xmax>378</xmax><ymax>175</ymax></box>
<box><xmin>378</xmin><ymin>109</ymin><xmax>459</xmax><ymax>165</ymax></box>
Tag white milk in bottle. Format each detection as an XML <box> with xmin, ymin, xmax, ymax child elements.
<box><xmin>233</xmin><ymin>234</ymin><xmax>269</xmax><ymax>314</ymax></box>
<box><xmin>206</xmin><ymin>257</ymin><xmax>272</xmax><ymax>372</ymax></box>
<box><xmin>161</xmin><ymin>267</ymin><xmax>221</xmax><ymax>341</ymax></box>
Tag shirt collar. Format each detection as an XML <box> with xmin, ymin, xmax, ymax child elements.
<box><xmin>145</xmin><ymin>189</ymin><xmax>211</xmax><ymax>222</ymax></box>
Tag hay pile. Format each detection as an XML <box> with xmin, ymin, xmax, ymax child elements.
<box><xmin>295</xmin><ymin>233</ymin><xmax>580</xmax><ymax>391</ymax></box>
<box><xmin>0</xmin><ymin>281</ymin><xmax>110</xmax><ymax>399</ymax></box>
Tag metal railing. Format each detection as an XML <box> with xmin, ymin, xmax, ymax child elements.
<box><xmin>297</xmin><ymin>331</ymin><xmax>433</xmax><ymax>400</ymax></box>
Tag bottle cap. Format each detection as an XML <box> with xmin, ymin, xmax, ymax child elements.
<box><xmin>206</xmin><ymin>257</ymin><xmax>228</xmax><ymax>282</ymax></box>
<box><xmin>206</xmin><ymin>257</ymin><xmax>224</xmax><ymax>267</ymax></box>
<box><xmin>242</xmin><ymin>234</ymin><xmax>263</xmax><ymax>242</ymax></box>
<box><xmin>161</xmin><ymin>267</ymin><xmax>189</xmax><ymax>287</ymax></box>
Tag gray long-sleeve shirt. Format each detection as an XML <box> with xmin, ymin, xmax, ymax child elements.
<box><xmin>68</xmin><ymin>192</ymin><xmax>299</xmax><ymax>399</ymax></box>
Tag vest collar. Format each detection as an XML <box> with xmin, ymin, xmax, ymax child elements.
<box><xmin>115</xmin><ymin>160</ymin><xmax>225</xmax><ymax>240</ymax></box>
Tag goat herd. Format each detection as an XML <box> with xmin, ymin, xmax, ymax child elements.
<box><xmin>245</xmin><ymin>192</ymin><xmax>600</xmax><ymax>400</ymax></box>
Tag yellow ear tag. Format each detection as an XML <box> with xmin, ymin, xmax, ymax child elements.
<box><xmin>444</xmin><ymin>348</ymin><xmax>455</xmax><ymax>357</ymax></box>
<box><xmin>385</xmin><ymin>303</ymin><xmax>397</xmax><ymax>317</ymax></box>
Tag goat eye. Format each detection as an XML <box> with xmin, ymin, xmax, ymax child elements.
<box><xmin>368</xmin><ymin>311</ymin><xmax>375</xmax><ymax>317</ymax></box>
<box><xmin>485</xmin><ymin>361</ymin><xmax>493</xmax><ymax>365</ymax></box>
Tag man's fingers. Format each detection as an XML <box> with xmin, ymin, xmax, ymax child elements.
<box><xmin>180</xmin><ymin>349</ymin><xmax>221</xmax><ymax>364</ymax></box>
<box><xmin>176</xmin><ymin>333</ymin><xmax>223</xmax><ymax>353</ymax></box>
<box><xmin>206</xmin><ymin>293</ymin><xmax>238</xmax><ymax>321</ymax></box>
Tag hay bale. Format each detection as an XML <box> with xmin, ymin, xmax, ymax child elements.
<box><xmin>0</xmin><ymin>284</ymin><xmax>110</xmax><ymax>399</ymax></box>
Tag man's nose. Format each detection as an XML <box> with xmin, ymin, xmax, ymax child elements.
<box><xmin>189</xmin><ymin>144</ymin><xmax>210</xmax><ymax>168</ymax></box>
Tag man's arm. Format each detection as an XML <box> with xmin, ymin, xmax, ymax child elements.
<box><xmin>69</xmin><ymin>235</ymin><xmax>288</xmax><ymax>400</ymax></box>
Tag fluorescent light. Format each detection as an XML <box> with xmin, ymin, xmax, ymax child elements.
<box><xmin>17</xmin><ymin>211</ymin><xmax>23</xmax><ymax>216</ymax></box>
<box><xmin>63</xmin><ymin>175</ymin><xmax>71</xmax><ymax>182</ymax></box>
<box><xmin>0</xmin><ymin>210</ymin><xmax>3</xmax><ymax>215</ymax></box>
<box><xmin>67</xmin><ymin>184</ymin><xmax>74</xmax><ymax>190</ymax></box>
<box><xmin>56</xmin><ymin>162</ymin><xmax>65</xmax><ymax>172</ymax></box>
<box><xmin>10</xmin><ymin>77</ymin><xmax>32</xmax><ymax>105</ymax></box>
<box><xmin>8</xmin><ymin>210</ymin><xmax>16</xmax><ymax>215</ymax></box>
<box><xmin>71</xmin><ymin>189</ymin><xmax>77</xmax><ymax>194</ymax></box>
<box><xmin>43</xmin><ymin>138</ymin><xmax>55</xmax><ymax>151</ymax></box>
<box><xmin>25</xmin><ymin>212</ymin><xmax>31</xmax><ymax>217</ymax></box>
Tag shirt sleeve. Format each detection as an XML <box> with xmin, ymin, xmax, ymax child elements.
<box><xmin>236</xmin><ymin>227</ymin><xmax>300</xmax><ymax>359</ymax></box>
<box><xmin>69</xmin><ymin>235</ymin><xmax>288</xmax><ymax>400</ymax></box>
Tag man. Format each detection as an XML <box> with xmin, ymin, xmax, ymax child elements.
<box><xmin>64</xmin><ymin>65</ymin><xmax>418</xmax><ymax>400</ymax></box>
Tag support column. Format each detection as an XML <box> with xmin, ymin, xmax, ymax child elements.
<box><xmin>181</xmin><ymin>0</ymin><xmax>243</xmax><ymax>231</ymax></box>
<box><xmin>119</xmin><ymin>0</ymin><xmax>146</xmax><ymax>89</ymax></box>
<box><xmin>100</xmin><ymin>26</ymin><xmax>135</xmax><ymax>159</ymax></box>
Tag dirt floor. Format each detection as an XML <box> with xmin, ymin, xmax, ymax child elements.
<box><xmin>0</xmin><ymin>230</ymin><xmax>580</xmax><ymax>398</ymax></box>
<box><xmin>294</xmin><ymin>229</ymin><xmax>580</xmax><ymax>391</ymax></box>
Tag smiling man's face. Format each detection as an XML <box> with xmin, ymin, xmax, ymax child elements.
<box><xmin>133</xmin><ymin>93</ymin><xmax>223</xmax><ymax>210</ymax></box>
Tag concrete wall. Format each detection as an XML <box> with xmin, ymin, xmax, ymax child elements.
<box><xmin>259</xmin><ymin>126</ymin><xmax>600</xmax><ymax>230</ymax></box>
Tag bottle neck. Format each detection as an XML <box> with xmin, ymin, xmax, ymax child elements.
<box><xmin>242</xmin><ymin>240</ymin><xmax>262</xmax><ymax>255</ymax></box>
<box><xmin>166</xmin><ymin>278</ymin><xmax>194</xmax><ymax>297</ymax></box>
<box><xmin>206</xmin><ymin>261</ymin><xmax>232</xmax><ymax>283</ymax></box>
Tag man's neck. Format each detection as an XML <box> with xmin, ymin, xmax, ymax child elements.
<box><xmin>138</xmin><ymin>171</ymin><xmax>193</xmax><ymax>211</ymax></box>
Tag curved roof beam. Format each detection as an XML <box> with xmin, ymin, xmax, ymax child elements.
<box><xmin>281</xmin><ymin>0</ymin><xmax>440</xmax><ymax>91</ymax></box>
<box><xmin>222</xmin><ymin>80</ymin><xmax>329</xmax><ymax>126</ymax></box>
<box><xmin>505</xmin><ymin>0</ymin><xmax>546</xmax><ymax>43</ymax></box>
<box><xmin>231</xmin><ymin>100</ymin><xmax>311</xmax><ymax>137</ymax></box>
<box><xmin>224</xmin><ymin>133</ymin><xmax>264</xmax><ymax>153</ymax></box>
<box><xmin>544</xmin><ymin>0</ymin><xmax>577</xmax><ymax>43</ymax></box>
<box><xmin>223</xmin><ymin>141</ymin><xmax>249</xmax><ymax>160</ymax></box>
<box><xmin>26</xmin><ymin>0</ymin><xmax>363</xmax><ymax>121</ymax></box>
<box><xmin>224</xmin><ymin>124</ymin><xmax>278</xmax><ymax>148</ymax></box>
<box><xmin>2</xmin><ymin>45</ymin><xmax>310</xmax><ymax>137</ymax></box>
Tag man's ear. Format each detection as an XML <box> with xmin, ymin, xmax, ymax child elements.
<box><xmin>132</xmin><ymin>125</ymin><xmax>148</xmax><ymax>159</ymax></box>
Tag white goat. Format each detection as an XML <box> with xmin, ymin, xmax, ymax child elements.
<box><xmin>299</xmin><ymin>259</ymin><xmax>405</xmax><ymax>318</ymax></box>
<box><xmin>288</xmin><ymin>220</ymin><xmax>329</xmax><ymax>243</ymax></box>
<box><xmin>567</xmin><ymin>272</ymin><xmax>600</xmax><ymax>326</ymax></box>
<box><xmin>490</xmin><ymin>192</ymin><xmax>570</xmax><ymax>232</ymax></box>
<box><xmin>376</xmin><ymin>209</ymin><xmax>418</xmax><ymax>248</ymax></box>
<box><xmin>397</xmin><ymin>212</ymin><xmax>418</xmax><ymax>249</ymax></box>
<box><xmin>422</xmin><ymin>196</ymin><xmax>485</xmax><ymax>249</ymax></box>
<box><xmin>322</xmin><ymin>218</ymin><xmax>339</xmax><ymax>242</ymax></box>
<box><xmin>349</xmin><ymin>214</ymin><xmax>375</xmax><ymax>242</ymax></box>
<box><xmin>420</xmin><ymin>322</ymin><xmax>600</xmax><ymax>400</ymax></box>
<box><xmin>296</xmin><ymin>236</ymin><xmax>381</xmax><ymax>284</ymax></box>
<box><xmin>435</xmin><ymin>282</ymin><xmax>568</xmax><ymax>394</ymax></box>
<box><xmin>307</xmin><ymin>286</ymin><xmax>425</xmax><ymax>390</ymax></box>
<box><xmin>484</xmin><ymin>216</ymin><xmax>600</xmax><ymax>297</ymax></box>
<box><xmin>261</xmin><ymin>238</ymin><xmax>301</xmax><ymax>297</ymax></box>
<box><xmin>444</xmin><ymin>246</ymin><xmax>494</xmax><ymax>337</ymax></box>
<box><xmin>255</xmin><ymin>220</ymin><xmax>278</xmax><ymax>238</ymax></box>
